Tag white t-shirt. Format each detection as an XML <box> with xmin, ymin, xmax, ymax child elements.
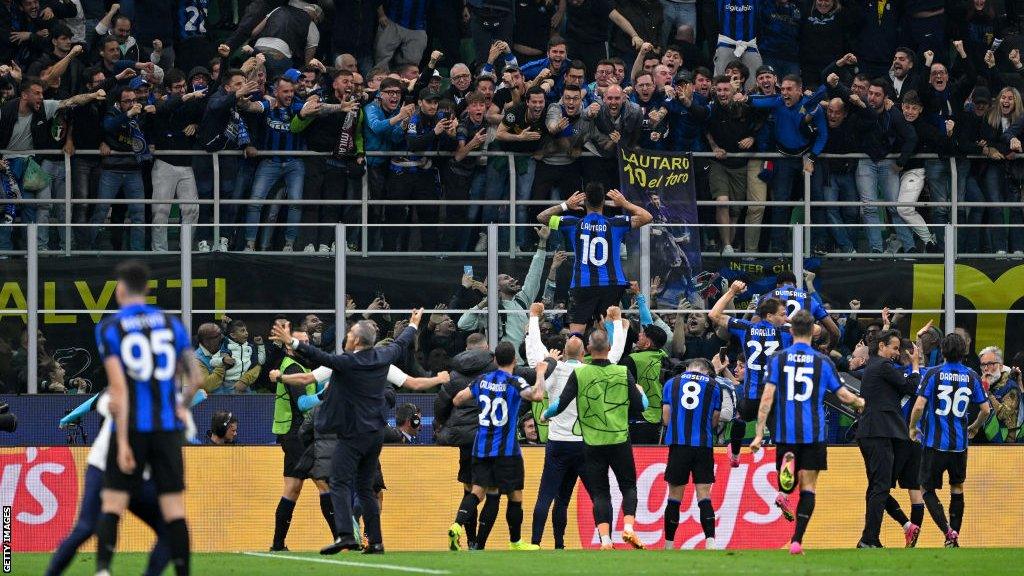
<box><xmin>310</xmin><ymin>364</ymin><xmax>408</xmax><ymax>388</ymax></box>
<box><xmin>3</xmin><ymin>99</ymin><xmax>60</xmax><ymax>158</ymax></box>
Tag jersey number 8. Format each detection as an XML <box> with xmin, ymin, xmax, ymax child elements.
<box><xmin>478</xmin><ymin>395</ymin><xmax>509</xmax><ymax>427</ymax></box>
<box><xmin>120</xmin><ymin>328</ymin><xmax>177</xmax><ymax>382</ymax></box>
<box><xmin>680</xmin><ymin>381</ymin><xmax>702</xmax><ymax>409</ymax></box>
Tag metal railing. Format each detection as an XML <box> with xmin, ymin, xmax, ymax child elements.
<box><xmin>11</xmin><ymin>218</ymin><xmax>1018</xmax><ymax>393</ymax></box>
<box><xmin>2</xmin><ymin>149</ymin><xmax>1020</xmax><ymax>258</ymax></box>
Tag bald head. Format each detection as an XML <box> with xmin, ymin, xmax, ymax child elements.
<box><xmin>564</xmin><ymin>336</ymin><xmax>584</xmax><ymax>360</ymax></box>
<box><xmin>588</xmin><ymin>330</ymin><xmax>610</xmax><ymax>356</ymax></box>
<box><xmin>197</xmin><ymin>323</ymin><xmax>220</xmax><ymax>340</ymax></box>
<box><xmin>826</xmin><ymin>97</ymin><xmax>847</xmax><ymax>128</ymax></box>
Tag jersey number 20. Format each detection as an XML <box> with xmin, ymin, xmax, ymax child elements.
<box><xmin>478</xmin><ymin>396</ymin><xmax>509</xmax><ymax>427</ymax></box>
<box><xmin>120</xmin><ymin>329</ymin><xmax>177</xmax><ymax>382</ymax></box>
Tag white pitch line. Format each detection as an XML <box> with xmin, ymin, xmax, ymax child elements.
<box><xmin>241</xmin><ymin>551</ymin><xmax>451</xmax><ymax>574</ymax></box>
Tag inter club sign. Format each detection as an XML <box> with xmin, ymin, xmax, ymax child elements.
<box><xmin>575</xmin><ymin>447</ymin><xmax>795</xmax><ymax>549</ymax></box>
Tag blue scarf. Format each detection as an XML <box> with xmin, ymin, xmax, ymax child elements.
<box><xmin>225</xmin><ymin>107</ymin><xmax>251</xmax><ymax>148</ymax></box>
<box><xmin>0</xmin><ymin>163</ymin><xmax>20</xmax><ymax>220</ymax></box>
<box><xmin>128</xmin><ymin>116</ymin><xmax>152</xmax><ymax>163</ymax></box>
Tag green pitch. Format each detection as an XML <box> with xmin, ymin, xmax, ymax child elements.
<box><xmin>19</xmin><ymin>548</ymin><xmax>1024</xmax><ymax>575</ymax></box>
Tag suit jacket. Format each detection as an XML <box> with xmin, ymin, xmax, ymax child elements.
<box><xmin>299</xmin><ymin>326</ymin><xmax>418</xmax><ymax>438</ymax></box>
<box><xmin>855</xmin><ymin>355</ymin><xmax>921</xmax><ymax>440</ymax></box>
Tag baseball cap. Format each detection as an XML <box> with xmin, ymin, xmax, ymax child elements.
<box><xmin>673</xmin><ymin>71</ymin><xmax>693</xmax><ymax>85</ymax></box>
<box><xmin>418</xmin><ymin>88</ymin><xmax>442</xmax><ymax>101</ymax></box>
<box><xmin>973</xmin><ymin>86</ymin><xmax>992</xmax><ymax>105</ymax></box>
<box><xmin>282</xmin><ymin>68</ymin><xmax>302</xmax><ymax>83</ymax></box>
<box><xmin>755</xmin><ymin>65</ymin><xmax>777</xmax><ymax>77</ymax></box>
<box><xmin>128</xmin><ymin>76</ymin><xmax>150</xmax><ymax>90</ymax></box>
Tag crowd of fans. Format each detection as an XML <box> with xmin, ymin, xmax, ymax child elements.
<box><xmin>2</xmin><ymin>1</ymin><xmax>1024</xmax><ymax>254</ymax></box>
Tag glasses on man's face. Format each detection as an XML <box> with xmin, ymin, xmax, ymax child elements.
<box><xmin>381</xmin><ymin>89</ymin><xmax>401</xmax><ymax>96</ymax></box>
<box><xmin>563</xmin><ymin>95</ymin><xmax>581</xmax><ymax>102</ymax></box>
<box><xmin>981</xmin><ymin>361</ymin><xmax>1000</xmax><ymax>367</ymax></box>
<box><xmin>452</xmin><ymin>73</ymin><xmax>471</xmax><ymax>81</ymax></box>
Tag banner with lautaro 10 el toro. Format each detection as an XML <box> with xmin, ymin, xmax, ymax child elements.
<box><xmin>617</xmin><ymin>147</ymin><xmax>702</xmax><ymax>307</ymax></box>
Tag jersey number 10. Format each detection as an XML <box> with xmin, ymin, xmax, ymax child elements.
<box><xmin>120</xmin><ymin>328</ymin><xmax>177</xmax><ymax>382</ymax></box>
<box><xmin>578</xmin><ymin>234</ymin><xmax>609</xmax><ymax>267</ymax></box>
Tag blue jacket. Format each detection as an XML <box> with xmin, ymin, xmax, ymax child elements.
<box><xmin>758</xmin><ymin>0</ymin><xmax>801</xmax><ymax>62</ymax></box>
<box><xmin>363</xmin><ymin>100</ymin><xmax>407</xmax><ymax>167</ymax></box>
<box><xmin>664</xmin><ymin>92</ymin><xmax>708</xmax><ymax>152</ymax></box>
<box><xmin>749</xmin><ymin>93</ymin><xmax>828</xmax><ymax>158</ymax></box>
<box><xmin>521</xmin><ymin>56</ymin><xmax>569</xmax><ymax>99</ymax></box>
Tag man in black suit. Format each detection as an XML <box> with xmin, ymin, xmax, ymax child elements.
<box><xmin>272</xmin><ymin>308</ymin><xmax>424</xmax><ymax>555</ymax></box>
<box><xmin>855</xmin><ymin>329</ymin><xmax>922</xmax><ymax>548</ymax></box>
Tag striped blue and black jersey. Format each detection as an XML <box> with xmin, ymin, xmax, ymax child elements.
<box><xmin>259</xmin><ymin>99</ymin><xmax>306</xmax><ymax>152</ymax></box>
<box><xmin>384</xmin><ymin>0</ymin><xmax>429</xmax><ymax>31</ymax></box>
<box><xmin>177</xmin><ymin>0</ymin><xmax>208</xmax><ymax>40</ymax></box>
<box><xmin>728</xmin><ymin>318</ymin><xmax>792</xmax><ymax>401</ymax></box>
<box><xmin>764</xmin><ymin>342</ymin><xmax>843</xmax><ymax>444</ymax></box>
<box><xmin>552</xmin><ymin>212</ymin><xmax>631</xmax><ymax>288</ymax></box>
<box><xmin>917</xmin><ymin>363</ymin><xmax>987</xmax><ymax>452</ymax></box>
<box><xmin>769</xmin><ymin>283</ymin><xmax>828</xmax><ymax>321</ymax></box>
<box><xmin>470</xmin><ymin>369</ymin><xmax>531</xmax><ymax>458</ymax></box>
<box><xmin>663</xmin><ymin>372</ymin><xmax>722</xmax><ymax>447</ymax></box>
<box><xmin>717</xmin><ymin>0</ymin><xmax>759</xmax><ymax>42</ymax></box>
<box><xmin>96</xmin><ymin>304</ymin><xmax>191</xmax><ymax>433</ymax></box>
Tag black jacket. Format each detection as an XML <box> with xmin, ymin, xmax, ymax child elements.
<box><xmin>298</xmin><ymin>326</ymin><xmax>417</xmax><ymax>438</ymax></box>
<box><xmin>855</xmin><ymin>355</ymin><xmax>921</xmax><ymax>440</ymax></box>
<box><xmin>433</xmin><ymin>348</ymin><xmax>555</xmax><ymax>447</ymax></box>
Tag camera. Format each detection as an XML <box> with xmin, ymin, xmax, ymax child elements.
<box><xmin>0</xmin><ymin>402</ymin><xmax>18</xmax><ymax>433</ymax></box>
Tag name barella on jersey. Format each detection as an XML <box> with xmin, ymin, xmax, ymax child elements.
<box><xmin>764</xmin><ymin>342</ymin><xmax>842</xmax><ymax>444</ymax></box>
<box><xmin>728</xmin><ymin>318</ymin><xmax>792</xmax><ymax>401</ymax></box>
<box><xmin>663</xmin><ymin>372</ymin><xmax>722</xmax><ymax>447</ymax></box>
<box><xmin>917</xmin><ymin>362</ymin><xmax>987</xmax><ymax>452</ymax></box>
<box><xmin>470</xmin><ymin>369</ymin><xmax>531</xmax><ymax>458</ymax></box>
<box><xmin>96</xmin><ymin>303</ymin><xmax>191</xmax><ymax>433</ymax></box>
<box><xmin>551</xmin><ymin>212</ymin><xmax>631</xmax><ymax>288</ymax></box>
<box><xmin>769</xmin><ymin>283</ymin><xmax>828</xmax><ymax>321</ymax></box>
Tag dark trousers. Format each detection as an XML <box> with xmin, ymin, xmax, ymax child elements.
<box><xmin>384</xmin><ymin>169</ymin><xmax>439</xmax><ymax>251</ymax></box>
<box><xmin>192</xmin><ymin>153</ymin><xmax>240</xmax><ymax>244</ymax></box>
<box><xmin>583</xmin><ymin>442</ymin><xmax>638</xmax><ymax>526</ymax></box>
<box><xmin>330</xmin><ymin>430</ymin><xmax>385</xmax><ymax>544</ymax></box>
<box><xmin>629</xmin><ymin>421</ymin><xmax>662</xmax><ymax>445</ymax></box>
<box><xmin>532</xmin><ymin>440</ymin><xmax>589</xmax><ymax>545</ymax></box>
<box><xmin>443</xmin><ymin>167</ymin><xmax>475</xmax><ymax>252</ymax></box>
<box><xmin>46</xmin><ymin>465</ymin><xmax>169</xmax><ymax>576</ymax></box>
<box><xmin>300</xmin><ymin>157</ymin><xmax>361</xmax><ymax>248</ymax></box>
<box><xmin>858</xmin><ymin>436</ymin><xmax>896</xmax><ymax>546</ymax></box>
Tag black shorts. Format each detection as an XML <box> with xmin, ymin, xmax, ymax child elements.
<box><xmin>458</xmin><ymin>444</ymin><xmax>473</xmax><ymax>485</ymax></box>
<box><xmin>775</xmin><ymin>442</ymin><xmax>828</xmax><ymax>472</ymax></box>
<box><xmin>892</xmin><ymin>439</ymin><xmax>922</xmax><ymax>490</ymax></box>
<box><xmin>570</xmin><ymin>285</ymin><xmax>626</xmax><ymax>326</ymax></box>
<box><xmin>105</xmin><ymin>431</ymin><xmax>185</xmax><ymax>495</ymax></box>
<box><xmin>472</xmin><ymin>455</ymin><xmax>525</xmax><ymax>493</ymax></box>
<box><xmin>919</xmin><ymin>447</ymin><xmax>968</xmax><ymax>490</ymax></box>
<box><xmin>665</xmin><ymin>445</ymin><xmax>715</xmax><ymax>485</ymax></box>
<box><xmin>278</xmin><ymin>432</ymin><xmax>307</xmax><ymax>479</ymax></box>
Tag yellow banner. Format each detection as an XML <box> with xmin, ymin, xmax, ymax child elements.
<box><xmin>5</xmin><ymin>446</ymin><xmax>1020</xmax><ymax>552</ymax></box>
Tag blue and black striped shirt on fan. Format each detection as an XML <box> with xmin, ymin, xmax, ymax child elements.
<box><xmin>917</xmin><ymin>363</ymin><xmax>987</xmax><ymax>452</ymax></box>
<box><xmin>384</xmin><ymin>0</ymin><xmax>429</xmax><ymax>30</ymax></box>
<box><xmin>717</xmin><ymin>0</ymin><xmax>759</xmax><ymax>42</ymax></box>
<box><xmin>764</xmin><ymin>342</ymin><xmax>843</xmax><ymax>444</ymax></box>
<box><xmin>728</xmin><ymin>318</ymin><xmax>792</xmax><ymax>401</ymax></box>
<box><xmin>769</xmin><ymin>283</ymin><xmax>828</xmax><ymax>320</ymax></box>
<box><xmin>96</xmin><ymin>304</ymin><xmax>191</xmax><ymax>433</ymax></box>
<box><xmin>259</xmin><ymin>99</ymin><xmax>306</xmax><ymax>152</ymax></box>
<box><xmin>663</xmin><ymin>372</ymin><xmax>722</xmax><ymax>447</ymax></box>
<box><xmin>552</xmin><ymin>213</ymin><xmax>631</xmax><ymax>288</ymax></box>
<box><xmin>470</xmin><ymin>369</ymin><xmax>531</xmax><ymax>458</ymax></box>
